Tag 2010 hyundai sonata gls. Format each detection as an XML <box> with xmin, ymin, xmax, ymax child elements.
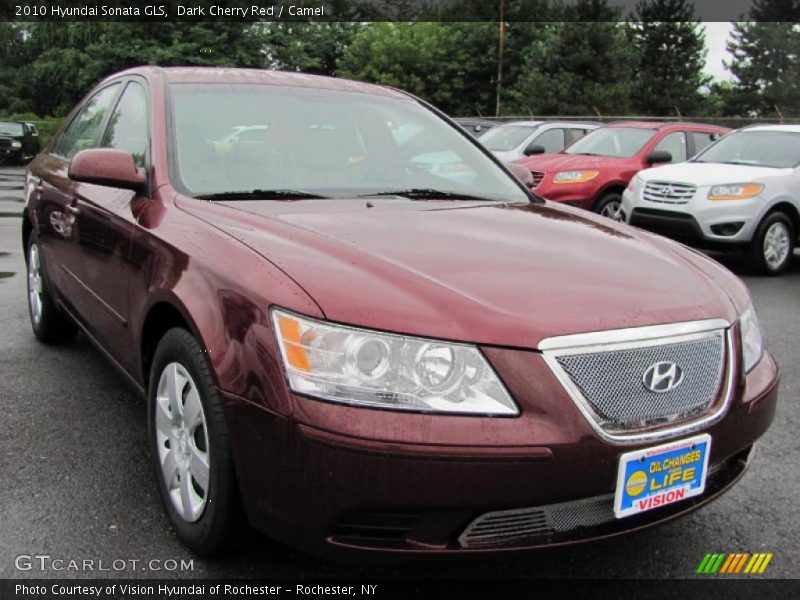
<box><xmin>23</xmin><ymin>67</ymin><xmax>778</xmax><ymax>556</ymax></box>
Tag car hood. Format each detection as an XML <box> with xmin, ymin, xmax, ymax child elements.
<box><xmin>179</xmin><ymin>197</ymin><xmax>744</xmax><ymax>348</ymax></box>
<box><xmin>638</xmin><ymin>161</ymin><xmax>791</xmax><ymax>185</ymax></box>
<box><xmin>515</xmin><ymin>152</ymin><xmax>627</xmax><ymax>172</ymax></box>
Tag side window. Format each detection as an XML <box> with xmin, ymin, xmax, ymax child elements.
<box><xmin>653</xmin><ymin>131</ymin><xmax>687</xmax><ymax>163</ymax></box>
<box><xmin>565</xmin><ymin>128</ymin><xmax>588</xmax><ymax>146</ymax></box>
<box><xmin>691</xmin><ymin>132</ymin><xmax>716</xmax><ymax>157</ymax></box>
<box><xmin>56</xmin><ymin>84</ymin><xmax>120</xmax><ymax>160</ymax></box>
<box><xmin>529</xmin><ymin>128</ymin><xmax>565</xmax><ymax>154</ymax></box>
<box><xmin>102</xmin><ymin>82</ymin><xmax>149</xmax><ymax>167</ymax></box>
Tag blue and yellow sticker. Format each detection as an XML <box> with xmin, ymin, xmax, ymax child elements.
<box><xmin>614</xmin><ymin>433</ymin><xmax>711</xmax><ymax>519</ymax></box>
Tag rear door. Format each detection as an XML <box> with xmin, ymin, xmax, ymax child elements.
<box><xmin>34</xmin><ymin>82</ymin><xmax>122</xmax><ymax>307</ymax></box>
<box><xmin>71</xmin><ymin>79</ymin><xmax>150</xmax><ymax>371</ymax></box>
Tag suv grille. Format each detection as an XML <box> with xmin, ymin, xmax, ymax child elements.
<box><xmin>540</xmin><ymin>321</ymin><xmax>732</xmax><ymax>442</ymax></box>
<box><xmin>0</xmin><ymin>138</ymin><xmax>11</xmax><ymax>148</ymax></box>
<box><xmin>643</xmin><ymin>181</ymin><xmax>697</xmax><ymax>204</ymax></box>
<box><xmin>529</xmin><ymin>170</ymin><xmax>545</xmax><ymax>188</ymax></box>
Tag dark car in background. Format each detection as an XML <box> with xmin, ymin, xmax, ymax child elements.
<box><xmin>0</xmin><ymin>120</ymin><xmax>41</xmax><ymax>164</ymax></box>
<box><xmin>23</xmin><ymin>67</ymin><xmax>777</xmax><ymax>557</ymax></box>
<box><xmin>515</xmin><ymin>121</ymin><xmax>730</xmax><ymax>219</ymax></box>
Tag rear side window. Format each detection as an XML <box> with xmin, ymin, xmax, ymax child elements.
<box><xmin>530</xmin><ymin>128</ymin><xmax>565</xmax><ymax>153</ymax></box>
<box><xmin>56</xmin><ymin>83</ymin><xmax>120</xmax><ymax>160</ymax></box>
<box><xmin>653</xmin><ymin>131</ymin><xmax>687</xmax><ymax>162</ymax></box>
<box><xmin>565</xmin><ymin>128</ymin><xmax>589</xmax><ymax>146</ymax></box>
<box><xmin>102</xmin><ymin>82</ymin><xmax>149</xmax><ymax>167</ymax></box>
<box><xmin>691</xmin><ymin>132</ymin><xmax>717</xmax><ymax>156</ymax></box>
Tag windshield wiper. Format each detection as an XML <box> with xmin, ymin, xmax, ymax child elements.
<box><xmin>196</xmin><ymin>189</ymin><xmax>329</xmax><ymax>201</ymax></box>
<box><xmin>356</xmin><ymin>188</ymin><xmax>505</xmax><ymax>202</ymax></box>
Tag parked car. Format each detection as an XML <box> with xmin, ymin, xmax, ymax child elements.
<box><xmin>0</xmin><ymin>120</ymin><xmax>41</xmax><ymax>164</ymax></box>
<box><xmin>480</xmin><ymin>120</ymin><xmax>601</xmax><ymax>162</ymax></box>
<box><xmin>454</xmin><ymin>117</ymin><xmax>497</xmax><ymax>138</ymax></box>
<box><xmin>23</xmin><ymin>67</ymin><xmax>777</xmax><ymax>557</ymax></box>
<box><xmin>515</xmin><ymin>121</ymin><xmax>730</xmax><ymax>218</ymax></box>
<box><xmin>622</xmin><ymin>124</ymin><xmax>800</xmax><ymax>275</ymax></box>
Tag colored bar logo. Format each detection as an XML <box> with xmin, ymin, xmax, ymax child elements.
<box><xmin>697</xmin><ymin>552</ymin><xmax>773</xmax><ymax>574</ymax></box>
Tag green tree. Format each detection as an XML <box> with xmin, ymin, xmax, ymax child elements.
<box><xmin>337</xmin><ymin>23</ymin><xmax>476</xmax><ymax>114</ymax></box>
<box><xmin>629</xmin><ymin>0</ymin><xmax>709</xmax><ymax>115</ymax></box>
<box><xmin>505</xmin><ymin>1</ymin><xmax>639</xmax><ymax>115</ymax></box>
<box><xmin>726</xmin><ymin>0</ymin><xmax>800</xmax><ymax>116</ymax></box>
<box><xmin>261</xmin><ymin>22</ymin><xmax>359</xmax><ymax>74</ymax></box>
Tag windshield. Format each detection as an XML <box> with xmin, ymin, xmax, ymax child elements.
<box><xmin>692</xmin><ymin>130</ymin><xmax>800</xmax><ymax>168</ymax></box>
<box><xmin>169</xmin><ymin>83</ymin><xmax>528</xmax><ymax>203</ymax></box>
<box><xmin>565</xmin><ymin>127</ymin><xmax>656</xmax><ymax>158</ymax></box>
<box><xmin>480</xmin><ymin>124</ymin><xmax>540</xmax><ymax>151</ymax></box>
<box><xmin>0</xmin><ymin>121</ymin><xmax>24</xmax><ymax>136</ymax></box>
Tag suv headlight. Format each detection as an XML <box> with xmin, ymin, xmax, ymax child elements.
<box><xmin>739</xmin><ymin>303</ymin><xmax>765</xmax><ymax>373</ymax></box>
<box><xmin>708</xmin><ymin>183</ymin><xmax>764</xmax><ymax>201</ymax></box>
<box><xmin>11</xmin><ymin>140</ymin><xmax>21</xmax><ymax>148</ymax></box>
<box><xmin>626</xmin><ymin>175</ymin><xmax>642</xmax><ymax>193</ymax></box>
<box><xmin>271</xmin><ymin>309</ymin><xmax>518</xmax><ymax>416</ymax></box>
<box><xmin>553</xmin><ymin>170</ymin><xmax>599</xmax><ymax>184</ymax></box>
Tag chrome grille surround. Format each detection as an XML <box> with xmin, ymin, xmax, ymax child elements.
<box><xmin>539</xmin><ymin>319</ymin><xmax>735</xmax><ymax>445</ymax></box>
<box><xmin>642</xmin><ymin>180</ymin><xmax>697</xmax><ymax>204</ymax></box>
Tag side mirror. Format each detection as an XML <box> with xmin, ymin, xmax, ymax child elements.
<box><xmin>524</xmin><ymin>144</ymin><xmax>546</xmax><ymax>157</ymax></box>
<box><xmin>646</xmin><ymin>150</ymin><xmax>672</xmax><ymax>165</ymax></box>
<box><xmin>69</xmin><ymin>148</ymin><xmax>145</xmax><ymax>191</ymax></box>
<box><xmin>508</xmin><ymin>163</ymin><xmax>535</xmax><ymax>188</ymax></box>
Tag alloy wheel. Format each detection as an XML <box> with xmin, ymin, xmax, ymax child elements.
<box><xmin>27</xmin><ymin>243</ymin><xmax>43</xmax><ymax>325</ymax></box>
<box><xmin>155</xmin><ymin>362</ymin><xmax>210</xmax><ymax>523</ymax></box>
<box><xmin>600</xmin><ymin>200</ymin><xmax>624</xmax><ymax>221</ymax></box>
<box><xmin>763</xmin><ymin>221</ymin><xmax>791</xmax><ymax>270</ymax></box>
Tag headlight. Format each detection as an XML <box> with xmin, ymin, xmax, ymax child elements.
<box><xmin>11</xmin><ymin>140</ymin><xmax>21</xmax><ymax>148</ymax></box>
<box><xmin>553</xmin><ymin>170</ymin><xmax>599</xmax><ymax>184</ymax></box>
<box><xmin>708</xmin><ymin>183</ymin><xmax>764</xmax><ymax>201</ymax></box>
<box><xmin>739</xmin><ymin>303</ymin><xmax>764</xmax><ymax>373</ymax></box>
<box><xmin>626</xmin><ymin>175</ymin><xmax>642</xmax><ymax>193</ymax></box>
<box><xmin>271</xmin><ymin>309</ymin><xmax>518</xmax><ymax>416</ymax></box>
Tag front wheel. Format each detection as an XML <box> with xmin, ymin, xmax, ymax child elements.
<box><xmin>148</xmin><ymin>328</ymin><xmax>243</xmax><ymax>555</ymax></box>
<box><xmin>595</xmin><ymin>192</ymin><xmax>625</xmax><ymax>221</ymax></box>
<box><xmin>745</xmin><ymin>212</ymin><xmax>795</xmax><ymax>275</ymax></box>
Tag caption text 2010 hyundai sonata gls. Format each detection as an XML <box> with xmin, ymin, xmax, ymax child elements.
<box><xmin>23</xmin><ymin>68</ymin><xmax>778</xmax><ymax>556</ymax></box>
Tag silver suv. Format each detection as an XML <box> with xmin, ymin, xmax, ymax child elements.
<box><xmin>621</xmin><ymin>125</ymin><xmax>800</xmax><ymax>275</ymax></box>
<box><xmin>480</xmin><ymin>120</ymin><xmax>600</xmax><ymax>162</ymax></box>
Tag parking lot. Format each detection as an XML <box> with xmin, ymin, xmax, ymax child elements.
<box><xmin>0</xmin><ymin>163</ymin><xmax>798</xmax><ymax>579</ymax></box>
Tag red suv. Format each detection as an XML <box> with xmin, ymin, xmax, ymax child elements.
<box><xmin>515</xmin><ymin>121</ymin><xmax>730</xmax><ymax>220</ymax></box>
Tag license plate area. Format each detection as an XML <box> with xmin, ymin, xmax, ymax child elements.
<box><xmin>614</xmin><ymin>433</ymin><xmax>711</xmax><ymax>519</ymax></box>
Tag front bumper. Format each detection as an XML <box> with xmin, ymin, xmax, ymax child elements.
<box><xmin>222</xmin><ymin>344</ymin><xmax>778</xmax><ymax>557</ymax></box>
<box><xmin>621</xmin><ymin>188</ymin><xmax>769</xmax><ymax>245</ymax></box>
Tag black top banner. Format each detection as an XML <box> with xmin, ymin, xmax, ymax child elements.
<box><xmin>1</xmin><ymin>0</ymin><xmax>795</xmax><ymax>23</ymax></box>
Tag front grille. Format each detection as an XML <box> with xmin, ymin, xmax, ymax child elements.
<box><xmin>540</xmin><ymin>321</ymin><xmax>732</xmax><ymax>440</ymax></box>
<box><xmin>529</xmin><ymin>170</ymin><xmax>545</xmax><ymax>188</ymax></box>
<box><xmin>643</xmin><ymin>181</ymin><xmax>697</xmax><ymax>204</ymax></box>
<box><xmin>0</xmin><ymin>138</ymin><xmax>11</xmax><ymax>148</ymax></box>
<box><xmin>555</xmin><ymin>334</ymin><xmax>725</xmax><ymax>431</ymax></box>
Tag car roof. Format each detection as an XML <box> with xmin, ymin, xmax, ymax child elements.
<box><xmin>109</xmin><ymin>66</ymin><xmax>409</xmax><ymax>99</ymax></box>
<box><xmin>740</xmin><ymin>124</ymin><xmax>800</xmax><ymax>133</ymax></box>
<box><xmin>606</xmin><ymin>120</ymin><xmax>728</xmax><ymax>131</ymax></box>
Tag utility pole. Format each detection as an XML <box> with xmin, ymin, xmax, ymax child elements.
<box><xmin>496</xmin><ymin>0</ymin><xmax>505</xmax><ymax>117</ymax></box>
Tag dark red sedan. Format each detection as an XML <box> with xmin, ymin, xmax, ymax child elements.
<box><xmin>515</xmin><ymin>121</ymin><xmax>730</xmax><ymax>220</ymax></box>
<box><xmin>23</xmin><ymin>68</ymin><xmax>777</xmax><ymax>557</ymax></box>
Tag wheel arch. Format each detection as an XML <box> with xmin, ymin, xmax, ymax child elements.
<box><xmin>765</xmin><ymin>201</ymin><xmax>800</xmax><ymax>239</ymax></box>
<box><xmin>591</xmin><ymin>183</ymin><xmax>627</xmax><ymax>210</ymax></box>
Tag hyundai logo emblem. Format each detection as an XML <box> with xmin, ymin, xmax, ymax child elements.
<box><xmin>642</xmin><ymin>361</ymin><xmax>684</xmax><ymax>393</ymax></box>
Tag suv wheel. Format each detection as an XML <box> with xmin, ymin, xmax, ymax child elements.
<box><xmin>26</xmin><ymin>233</ymin><xmax>77</xmax><ymax>342</ymax></box>
<box><xmin>595</xmin><ymin>192</ymin><xmax>624</xmax><ymax>221</ymax></box>
<box><xmin>746</xmin><ymin>212</ymin><xmax>795</xmax><ymax>275</ymax></box>
<box><xmin>148</xmin><ymin>328</ymin><xmax>243</xmax><ymax>555</ymax></box>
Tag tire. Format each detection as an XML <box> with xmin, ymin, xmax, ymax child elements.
<box><xmin>148</xmin><ymin>328</ymin><xmax>243</xmax><ymax>555</ymax></box>
<box><xmin>26</xmin><ymin>233</ymin><xmax>78</xmax><ymax>343</ymax></box>
<box><xmin>595</xmin><ymin>192</ymin><xmax>624</xmax><ymax>221</ymax></box>
<box><xmin>745</xmin><ymin>212</ymin><xmax>796</xmax><ymax>276</ymax></box>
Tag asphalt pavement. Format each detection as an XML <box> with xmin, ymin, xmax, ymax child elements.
<box><xmin>0</xmin><ymin>165</ymin><xmax>798</xmax><ymax>580</ymax></box>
